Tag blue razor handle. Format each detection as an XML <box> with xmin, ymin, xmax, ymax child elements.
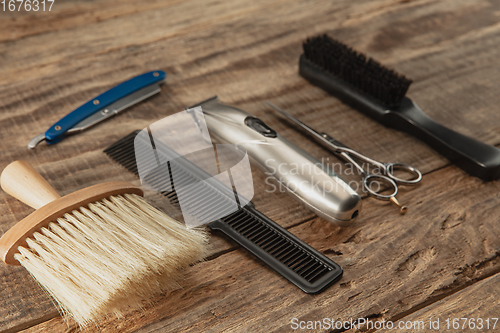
<box><xmin>28</xmin><ymin>70</ymin><xmax>166</xmax><ymax>148</ymax></box>
<box><xmin>46</xmin><ymin>70</ymin><xmax>166</xmax><ymax>143</ymax></box>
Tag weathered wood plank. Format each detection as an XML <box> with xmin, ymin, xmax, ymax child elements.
<box><xmin>378</xmin><ymin>273</ymin><xmax>500</xmax><ymax>333</ymax></box>
<box><xmin>0</xmin><ymin>0</ymin><xmax>499</xmax><ymax>174</ymax></box>
<box><xmin>1</xmin><ymin>0</ymin><xmax>499</xmax><ymax>331</ymax></box>
<box><xmin>21</xmin><ymin>163</ymin><xmax>500</xmax><ymax>332</ymax></box>
<box><xmin>0</xmin><ymin>0</ymin><xmax>184</xmax><ymax>43</ymax></box>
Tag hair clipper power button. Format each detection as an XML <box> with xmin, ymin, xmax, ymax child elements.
<box><xmin>244</xmin><ymin>117</ymin><xmax>277</xmax><ymax>138</ymax></box>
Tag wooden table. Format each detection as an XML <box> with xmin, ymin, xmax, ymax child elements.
<box><xmin>1</xmin><ymin>0</ymin><xmax>500</xmax><ymax>332</ymax></box>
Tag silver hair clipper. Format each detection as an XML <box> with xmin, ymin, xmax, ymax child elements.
<box><xmin>190</xmin><ymin>96</ymin><xmax>362</xmax><ymax>226</ymax></box>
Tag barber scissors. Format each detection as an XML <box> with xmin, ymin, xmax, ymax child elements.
<box><xmin>267</xmin><ymin>102</ymin><xmax>422</xmax><ymax>214</ymax></box>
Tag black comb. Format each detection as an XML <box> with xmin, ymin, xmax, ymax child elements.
<box><xmin>300</xmin><ymin>34</ymin><xmax>500</xmax><ymax>181</ymax></box>
<box><xmin>104</xmin><ymin>131</ymin><xmax>343</xmax><ymax>294</ymax></box>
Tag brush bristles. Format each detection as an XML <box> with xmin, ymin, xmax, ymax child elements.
<box><xmin>302</xmin><ymin>34</ymin><xmax>413</xmax><ymax>108</ymax></box>
<box><xmin>14</xmin><ymin>193</ymin><xmax>208</xmax><ymax>327</ymax></box>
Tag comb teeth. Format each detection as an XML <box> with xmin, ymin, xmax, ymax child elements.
<box><xmin>167</xmin><ymin>162</ymin><xmax>237</xmax><ymax>220</ymax></box>
<box><xmin>104</xmin><ymin>132</ymin><xmax>143</xmax><ymax>177</ymax></box>
<box><xmin>302</xmin><ymin>34</ymin><xmax>412</xmax><ymax>108</ymax></box>
<box><xmin>221</xmin><ymin>209</ymin><xmax>332</xmax><ymax>283</ymax></box>
<box><xmin>104</xmin><ymin>131</ymin><xmax>237</xmax><ymax>220</ymax></box>
<box><xmin>104</xmin><ymin>131</ymin><xmax>179</xmax><ymax>202</ymax></box>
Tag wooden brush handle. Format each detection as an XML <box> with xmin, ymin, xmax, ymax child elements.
<box><xmin>1</xmin><ymin>160</ymin><xmax>61</xmax><ymax>209</ymax></box>
<box><xmin>0</xmin><ymin>160</ymin><xmax>144</xmax><ymax>265</ymax></box>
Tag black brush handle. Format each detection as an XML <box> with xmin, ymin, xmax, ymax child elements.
<box><xmin>300</xmin><ymin>56</ymin><xmax>500</xmax><ymax>181</ymax></box>
<box><xmin>209</xmin><ymin>206</ymin><xmax>343</xmax><ymax>294</ymax></box>
<box><xmin>385</xmin><ymin>99</ymin><xmax>500</xmax><ymax>181</ymax></box>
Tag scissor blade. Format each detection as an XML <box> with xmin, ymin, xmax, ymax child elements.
<box><xmin>68</xmin><ymin>84</ymin><xmax>161</xmax><ymax>133</ymax></box>
<box><xmin>266</xmin><ymin>102</ymin><xmax>333</xmax><ymax>144</ymax></box>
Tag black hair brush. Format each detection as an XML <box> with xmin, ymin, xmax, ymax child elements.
<box><xmin>299</xmin><ymin>34</ymin><xmax>500</xmax><ymax>181</ymax></box>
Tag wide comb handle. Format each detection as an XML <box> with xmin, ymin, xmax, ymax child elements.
<box><xmin>1</xmin><ymin>160</ymin><xmax>61</xmax><ymax>209</ymax></box>
<box><xmin>209</xmin><ymin>206</ymin><xmax>344</xmax><ymax>294</ymax></box>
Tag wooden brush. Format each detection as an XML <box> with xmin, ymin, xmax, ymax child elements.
<box><xmin>0</xmin><ymin>160</ymin><xmax>208</xmax><ymax>327</ymax></box>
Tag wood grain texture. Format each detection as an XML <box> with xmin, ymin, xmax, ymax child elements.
<box><xmin>21</xmin><ymin>166</ymin><xmax>500</xmax><ymax>332</ymax></box>
<box><xmin>0</xmin><ymin>0</ymin><xmax>499</xmax><ymax>331</ymax></box>
<box><xmin>377</xmin><ymin>273</ymin><xmax>500</xmax><ymax>332</ymax></box>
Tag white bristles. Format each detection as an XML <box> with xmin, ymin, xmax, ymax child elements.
<box><xmin>14</xmin><ymin>193</ymin><xmax>208</xmax><ymax>327</ymax></box>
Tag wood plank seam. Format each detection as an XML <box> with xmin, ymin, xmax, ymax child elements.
<box><xmin>368</xmin><ymin>253</ymin><xmax>500</xmax><ymax>333</ymax></box>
